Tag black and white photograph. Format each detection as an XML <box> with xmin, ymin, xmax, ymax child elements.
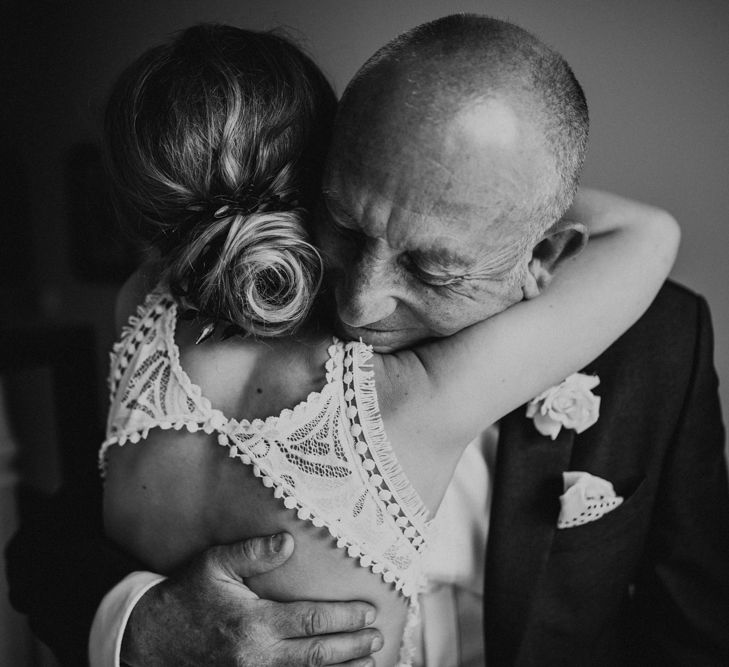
<box><xmin>2</xmin><ymin>1</ymin><xmax>728</xmax><ymax>665</ymax></box>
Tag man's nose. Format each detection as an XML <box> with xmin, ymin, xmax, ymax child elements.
<box><xmin>336</xmin><ymin>248</ymin><xmax>398</xmax><ymax>327</ymax></box>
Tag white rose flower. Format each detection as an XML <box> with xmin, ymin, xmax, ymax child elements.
<box><xmin>526</xmin><ymin>373</ymin><xmax>601</xmax><ymax>440</ymax></box>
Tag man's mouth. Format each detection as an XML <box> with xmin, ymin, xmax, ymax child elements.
<box><xmin>361</xmin><ymin>325</ymin><xmax>405</xmax><ymax>333</ymax></box>
<box><xmin>336</xmin><ymin>321</ymin><xmax>419</xmax><ymax>351</ymax></box>
<box><xmin>338</xmin><ymin>321</ymin><xmax>406</xmax><ymax>336</ymax></box>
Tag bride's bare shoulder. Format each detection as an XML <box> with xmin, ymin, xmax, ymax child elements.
<box><xmin>177</xmin><ymin>329</ymin><xmax>332</xmax><ymax>423</ymax></box>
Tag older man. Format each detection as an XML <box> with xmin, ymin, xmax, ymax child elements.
<box><xmin>8</xmin><ymin>14</ymin><xmax>729</xmax><ymax>667</ymax></box>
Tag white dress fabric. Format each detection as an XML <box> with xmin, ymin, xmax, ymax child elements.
<box><xmin>414</xmin><ymin>428</ymin><xmax>497</xmax><ymax>666</ymax></box>
<box><xmin>99</xmin><ymin>289</ymin><xmax>431</xmax><ymax>665</ymax></box>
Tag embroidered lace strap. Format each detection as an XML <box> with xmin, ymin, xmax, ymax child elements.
<box><xmin>216</xmin><ymin>343</ymin><xmax>422</xmax><ymax>595</ymax></box>
<box><xmin>100</xmin><ymin>290</ymin><xmax>228</xmax><ymax>473</ymax></box>
<box><xmin>107</xmin><ymin>289</ymin><xmax>170</xmax><ymax>403</ymax></box>
<box><xmin>211</xmin><ymin>338</ymin><xmax>427</xmax><ymax>600</ymax></box>
<box><xmin>344</xmin><ymin>340</ymin><xmax>431</xmax><ymax>537</ymax></box>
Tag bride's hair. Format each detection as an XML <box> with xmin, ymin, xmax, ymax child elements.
<box><xmin>104</xmin><ymin>24</ymin><xmax>336</xmax><ymax>336</ymax></box>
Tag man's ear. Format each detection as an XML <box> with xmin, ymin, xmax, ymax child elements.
<box><xmin>522</xmin><ymin>219</ymin><xmax>588</xmax><ymax>299</ymax></box>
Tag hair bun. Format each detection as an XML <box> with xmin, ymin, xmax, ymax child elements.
<box><xmin>166</xmin><ymin>208</ymin><xmax>322</xmax><ymax>337</ymax></box>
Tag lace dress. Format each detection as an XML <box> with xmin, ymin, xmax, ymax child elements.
<box><xmin>99</xmin><ymin>290</ymin><xmax>431</xmax><ymax>665</ymax></box>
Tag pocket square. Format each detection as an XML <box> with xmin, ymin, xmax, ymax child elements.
<box><xmin>557</xmin><ymin>471</ymin><xmax>623</xmax><ymax>529</ymax></box>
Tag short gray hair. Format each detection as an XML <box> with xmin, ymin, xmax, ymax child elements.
<box><xmin>337</xmin><ymin>14</ymin><xmax>589</xmax><ymax>238</ymax></box>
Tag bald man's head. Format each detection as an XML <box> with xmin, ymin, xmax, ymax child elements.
<box><xmin>317</xmin><ymin>15</ymin><xmax>590</xmax><ymax>351</ymax></box>
<box><xmin>328</xmin><ymin>14</ymin><xmax>589</xmax><ymax>238</ymax></box>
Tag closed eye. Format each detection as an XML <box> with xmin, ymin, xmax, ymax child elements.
<box><xmin>400</xmin><ymin>254</ymin><xmax>466</xmax><ymax>287</ymax></box>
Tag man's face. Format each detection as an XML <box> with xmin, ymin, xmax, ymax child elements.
<box><xmin>316</xmin><ymin>99</ymin><xmax>553</xmax><ymax>352</ymax></box>
<box><xmin>316</xmin><ymin>195</ymin><xmax>524</xmax><ymax>352</ymax></box>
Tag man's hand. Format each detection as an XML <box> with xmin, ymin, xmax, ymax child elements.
<box><xmin>120</xmin><ymin>533</ymin><xmax>382</xmax><ymax>666</ymax></box>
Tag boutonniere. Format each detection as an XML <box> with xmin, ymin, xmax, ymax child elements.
<box><xmin>526</xmin><ymin>372</ymin><xmax>600</xmax><ymax>440</ymax></box>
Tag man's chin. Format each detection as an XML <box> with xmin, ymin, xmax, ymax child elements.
<box><xmin>335</xmin><ymin>322</ymin><xmax>423</xmax><ymax>352</ymax></box>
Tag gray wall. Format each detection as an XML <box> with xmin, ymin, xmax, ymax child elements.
<box><xmin>8</xmin><ymin>0</ymin><xmax>729</xmax><ymax>434</ymax></box>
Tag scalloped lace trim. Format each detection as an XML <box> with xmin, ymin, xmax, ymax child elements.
<box><xmin>101</xmin><ymin>292</ymin><xmax>336</xmax><ymax>468</ymax></box>
<box><xmin>219</xmin><ymin>427</ymin><xmax>423</xmax><ymax>600</ymax></box>
<box><xmin>107</xmin><ymin>289</ymin><xmax>168</xmax><ymax>402</ymax></box>
<box><xmin>346</xmin><ymin>341</ymin><xmax>431</xmax><ymax>532</ymax></box>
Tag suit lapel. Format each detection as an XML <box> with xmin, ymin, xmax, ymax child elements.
<box><xmin>484</xmin><ymin>407</ymin><xmax>575</xmax><ymax>665</ymax></box>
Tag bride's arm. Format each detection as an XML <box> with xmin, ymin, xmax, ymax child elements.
<box><xmin>377</xmin><ymin>189</ymin><xmax>679</xmax><ymax>496</ymax></box>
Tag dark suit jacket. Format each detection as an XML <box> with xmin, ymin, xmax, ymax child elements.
<box><xmin>485</xmin><ymin>281</ymin><xmax>729</xmax><ymax>666</ymax></box>
<box><xmin>6</xmin><ymin>281</ymin><xmax>729</xmax><ymax>666</ymax></box>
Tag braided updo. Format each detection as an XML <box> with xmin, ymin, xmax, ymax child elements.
<box><xmin>104</xmin><ymin>24</ymin><xmax>336</xmax><ymax>336</ymax></box>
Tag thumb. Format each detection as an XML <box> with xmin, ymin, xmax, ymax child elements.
<box><xmin>211</xmin><ymin>532</ymin><xmax>294</xmax><ymax>581</ymax></box>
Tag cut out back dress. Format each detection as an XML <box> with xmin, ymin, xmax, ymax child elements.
<box><xmin>99</xmin><ymin>289</ymin><xmax>431</xmax><ymax>665</ymax></box>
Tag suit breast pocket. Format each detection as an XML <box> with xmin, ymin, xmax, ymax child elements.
<box><xmin>550</xmin><ymin>476</ymin><xmax>650</xmax><ymax>553</ymax></box>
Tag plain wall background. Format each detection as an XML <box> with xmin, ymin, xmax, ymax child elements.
<box><xmin>5</xmin><ymin>0</ymin><xmax>729</xmax><ymax>446</ymax></box>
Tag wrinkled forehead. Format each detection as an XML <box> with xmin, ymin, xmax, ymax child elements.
<box><xmin>323</xmin><ymin>92</ymin><xmax>553</xmax><ymax>275</ymax></box>
<box><xmin>323</xmin><ymin>166</ymin><xmax>534</xmax><ymax>279</ymax></box>
<box><xmin>329</xmin><ymin>94</ymin><xmax>549</xmax><ymax>213</ymax></box>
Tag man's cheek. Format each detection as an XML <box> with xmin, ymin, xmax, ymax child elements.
<box><xmin>424</xmin><ymin>292</ymin><xmax>514</xmax><ymax>335</ymax></box>
<box><xmin>418</xmin><ymin>296</ymin><xmax>478</xmax><ymax>335</ymax></box>
<box><xmin>468</xmin><ymin>281</ymin><xmax>523</xmax><ymax>317</ymax></box>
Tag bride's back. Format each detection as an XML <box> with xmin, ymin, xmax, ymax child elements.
<box><xmin>104</xmin><ymin>275</ymin><xmax>410</xmax><ymax>665</ymax></box>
